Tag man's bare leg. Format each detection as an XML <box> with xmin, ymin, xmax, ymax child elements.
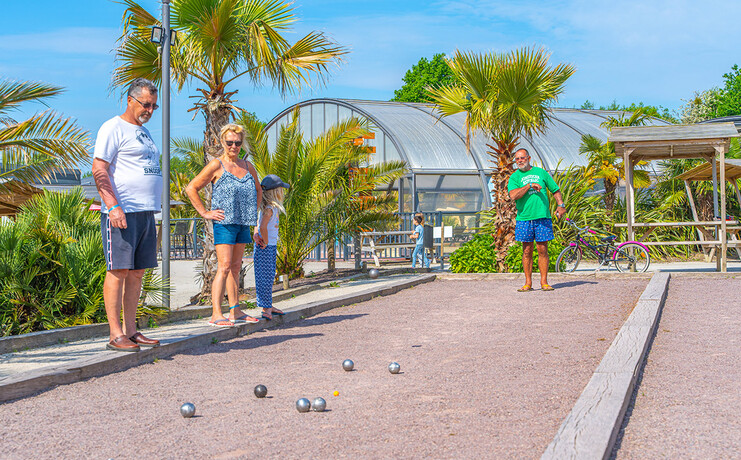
<box><xmin>522</xmin><ymin>241</ymin><xmax>534</xmax><ymax>287</ymax></box>
<box><xmin>536</xmin><ymin>241</ymin><xmax>549</xmax><ymax>287</ymax></box>
<box><xmin>104</xmin><ymin>269</ymin><xmax>128</xmax><ymax>340</ymax></box>
<box><xmin>121</xmin><ymin>269</ymin><xmax>145</xmax><ymax>337</ymax></box>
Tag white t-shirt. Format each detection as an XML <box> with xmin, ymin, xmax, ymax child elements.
<box><xmin>257</xmin><ymin>206</ymin><xmax>280</xmax><ymax>246</ymax></box>
<box><xmin>93</xmin><ymin>116</ymin><xmax>163</xmax><ymax>213</ymax></box>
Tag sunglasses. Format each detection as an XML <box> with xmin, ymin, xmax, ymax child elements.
<box><xmin>131</xmin><ymin>96</ymin><xmax>159</xmax><ymax>111</ymax></box>
<box><xmin>225</xmin><ymin>140</ymin><xmax>242</xmax><ymax>147</ymax></box>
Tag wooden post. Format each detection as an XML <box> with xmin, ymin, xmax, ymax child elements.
<box><xmin>684</xmin><ymin>179</ymin><xmax>710</xmax><ymax>260</ymax></box>
<box><xmin>718</xmin><ymin>145</ymin><xmax>727</xmax><ymax>272</ymax></box>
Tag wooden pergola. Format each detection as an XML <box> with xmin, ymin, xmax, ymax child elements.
<box><xmin>609</xmin><ymin>123</ymin><xmax>740</xmax><ymax>272</ymax></box>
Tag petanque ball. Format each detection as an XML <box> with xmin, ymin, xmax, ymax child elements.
<box><xmin>312</xmin><ymin>397</ymin><xmax>327</xmax><ymax>412</ymax></box>
<box><xmin>180</xmin><ymin>402</ymin><xmax>196</xmax><ymax>418</ymax></box>
<box><xmin>254</xmin><ymin>384</ymin><xmax>268</xmax><ymax>398</ymax></box>
<box><xmin>342</xmin><ymin>359</ymin><xmax>354</xmax><ymax>371</ymax></box>
<box><xmin>296</xmin><ymin>398</ymin><xmax>311</xmax><ymax>413</ymax></box>
<box><xmin>368</xmin><ymin>268</ymin><xmax>379</xmax><ymax>279</ymax></box>
<box><xmin>388</xmin><ymin>362</ymin><xmax>401</xmax><ymax>374</ymax></box>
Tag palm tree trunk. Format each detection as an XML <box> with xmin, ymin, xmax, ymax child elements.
<box><xmin>604</xmin><ymin>180</ymin><xmax>617</xmax><ymax>211</ymax></box>
<box><xmin>327</xmin><ymin>228</ymin><xmax>336</xmax><ymax>272</ymax></box>
<box><xmin>490</xmin><ymin>142</ymin><xmax>518</xmax><ymax>272</ymax></box>
<box><xmin>194</xmin><ymin>98</ymin><xmax>233</xmax><ymax>303</ymax></box>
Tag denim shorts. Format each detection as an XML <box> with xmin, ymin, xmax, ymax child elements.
<box><xmin>213</xmin><ymin>223</ymin><xmax>253</xmax><ymax>245</ymax></box>
<box><xmin>515</xmin><ymin>218</ymin><xmax>554</xmax><ymax>243</ymax></box>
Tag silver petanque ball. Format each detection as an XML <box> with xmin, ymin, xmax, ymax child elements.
<box><xmin>368</xmin><ymin>268</ymin><xmax>379</xmax><ymax>279</ymax></box>
<box><xmin>312</xmin><ymin>397</ymin><xmax>327</xmax><ymax>412</ymax></box>
<box><xmin>180</xmin><ymin>402</ymin><xmax>196</xmax><ymax>418</ymax></box>
<box><xmin>342</xmin><ymin>359</ymin><xmax>354</xmax><ymax>371</ymax></box>
<box><xmin>296</xmin><ymin>398</ymin><xmax>311</xmax><ymax>413</ymax></box>
<box><xmin>254</xmin><ymin>384</ymin><xmax>268</xmax><ymax>398</ymax></box>
<box><xmin>388</xmin><ymin>362</ymin><xmax>401</xmax><ymax>374</ymax></box>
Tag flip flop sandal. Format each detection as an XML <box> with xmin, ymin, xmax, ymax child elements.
<box><xmin>261</xmin><ymin>314</ymin><xmax>272</xmax><ymax>321</ymax></box>
<box><xmin>271</xmin><ymin>309</ymin><xmax>285</xmax><ymax>316</ymax></box>
<box><xmin>231</xmin><ymin>314</ymin><xmax>259</xmax><ymax>324</ymax></box>
<box><xmin>208</xmin><ymin>319</ymin><xmax>234</xmax><ymax>327</ymax></box>
<box><xmin>541</xmin><ymin>284</ymin><xmax>555</xmax><ymax>291</ymax></box>
<box><xmin>517</xmin><ymin>285</ymin><xmax>533</xmax><ymax>292</ymax></box>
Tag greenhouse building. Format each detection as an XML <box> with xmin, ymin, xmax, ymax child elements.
<box><xmin>265</xmin><ymin>99</ymin><xmax>671</xmax><ymax>216</ymax></box>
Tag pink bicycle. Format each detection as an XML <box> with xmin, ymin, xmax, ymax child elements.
<box><xmin>555</xmin><ymin>219</ymin><xmax>650</xmax><ymax>273</ymax></box>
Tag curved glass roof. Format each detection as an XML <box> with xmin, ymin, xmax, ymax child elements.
<box><xmin>265</xmin><ymin>99</ymin><xmax>672</xmax><ymax>173</ymax></box>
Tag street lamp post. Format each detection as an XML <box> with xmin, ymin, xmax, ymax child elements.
<box><xmin>160</xmin><ymin>0</ymin><xmax>172</xmax><ymax>310</ymax></box>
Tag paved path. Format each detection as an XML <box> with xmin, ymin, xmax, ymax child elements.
<box><xmin>613</xmin><ymin>276</ymin><xmax>741</xmax><ymax>458</ymax></box>
<box><xmin>0</xmin><ymin>274</ymin><xmax>420</xmax><ymax>382</ymax></box>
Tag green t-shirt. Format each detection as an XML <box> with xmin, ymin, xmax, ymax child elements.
<box><xmin>507</xmin><ymin>166</ymin><xmax>560</xmax><ymax>221</ymax></box>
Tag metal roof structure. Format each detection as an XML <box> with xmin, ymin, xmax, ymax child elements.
<box><xmin>264</xmin><ymin>99</ymin><xmax>672</xmax><ymax>213</ymax></box>
<box><xmin>266</xmin><ymin>99</ymin><xmax>672</xmax><ymax>173</ymax></box>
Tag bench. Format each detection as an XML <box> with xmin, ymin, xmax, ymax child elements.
<box><xmin>360</xmin><ymin>231</ymin><xmax>417</xmax><ymax>267</ymax></box>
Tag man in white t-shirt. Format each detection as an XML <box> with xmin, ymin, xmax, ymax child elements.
<box><xmin>92</xmin><ymin>78</ymin><xmax>163</xmax><ymax>352</ymax></box>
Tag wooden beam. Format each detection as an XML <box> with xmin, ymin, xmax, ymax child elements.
<box><xmin>718</xmin><ymin>144</ymin><xmax>728</xmax><ymax>272</ymax></box>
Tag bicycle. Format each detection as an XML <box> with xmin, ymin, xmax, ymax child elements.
<box><xmin>555</xmin><ymin>219</ymin><xmax>651</xmax><ymax>273</ymax></box>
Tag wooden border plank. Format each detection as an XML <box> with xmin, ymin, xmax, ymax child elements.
<box><xmin>542</xmin><ymin>272</ymin><xmax>670</xmax><ymax>460</ymax></box>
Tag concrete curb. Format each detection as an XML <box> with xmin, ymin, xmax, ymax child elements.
<box><xmin>541</xmin><ymin>272</ymin><xmax>671</xmax><ymax>460</ymax></box>
<box><xmin>0</xmin><ymin>274</ymin><xmax>435</xmax><ymax>403</ymax></box>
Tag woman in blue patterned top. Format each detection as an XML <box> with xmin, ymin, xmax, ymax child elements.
<box><xmin>185</xmin><ymin>124</ymin><xmax>262</xmax><ymax>327</ymax></box>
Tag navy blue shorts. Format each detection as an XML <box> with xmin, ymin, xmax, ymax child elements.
<box><xmin>213</xmin><ymin>223</ymin><xmax>252</xmax><ymax>245</ymax></box>
<box><xmin>515</xmin><ymin>218</ymin><xmax>554</xmax><ymax>243</ymax></box>
<box><xmin>101</xmin><ymin>211</ymin><xmax>158</xmax><ymax>271</ymax></box>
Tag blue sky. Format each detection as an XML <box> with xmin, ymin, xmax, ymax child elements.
<box><xmin>2</xmin><ymin>0</ymin><xmax>740</xmax><ymax>166</ymax></box>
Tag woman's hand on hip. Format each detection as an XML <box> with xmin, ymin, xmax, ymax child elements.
<box><xmin>202</xmin><ymin>209</ymin><xmax>225</xmax><ymax>221</ymax></box>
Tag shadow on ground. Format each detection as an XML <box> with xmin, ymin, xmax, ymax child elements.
<box><xmin>550</xmin><ymin>280</ymin><xmax>599</xmax><ymax>289</ymax></box>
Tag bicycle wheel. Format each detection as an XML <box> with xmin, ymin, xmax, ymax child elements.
<box><xmin>614</xmin><ymin>243</ymin><xmax>650</xmax><ymax>273</ymax></box>
<box><xmin>555</xmin><ymin>245</ymin><xmax>581</xmax><ymax>273</ymax></box>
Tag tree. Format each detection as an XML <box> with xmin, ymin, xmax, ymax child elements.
<box><xmin>578</xmin><ymin>109</ymin><xmax>652</xmax><ymax>211</ymax></box>
<box><xmin>713</xmin><ymin>64</ymin><xmax>741</xmax><ymax>118</ymax></box>
<box><xmin>0</xmin><ymin>80</ymin><xmax>90</xmax><ymax>193</ymax></box>
<box><xmin>391</xmin><ymin>53</ymin><xmax>454</xmax><ymax>103</ymax></box>
<box><xmin>582</xmin><ymin>99</ymin><xmax>678</xmax><ymax>123</ymax></box>
<box><xmin>680</xmin><ymin>89</ymin><xmax>722</xmax><ymax>124</ymax></box>
<box><xmin>428</xmin><ymin>47</ymin><xmax>575</xmax><ymax>271</ymax></box>
<box><xmin>114</xmin><ymin>0</ymin><xmax>347</xmax><ymax>300</ymax></box>
<box><xmin>242</xmin><ymin>111</ymin><xmax>406</xmax><ymax>279</ymax></box>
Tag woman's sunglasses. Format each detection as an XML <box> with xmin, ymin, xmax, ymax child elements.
<box><xmin>225</xmin><ymin>141</ymin><xmax>242</xmax><ymax>147</ymax></box>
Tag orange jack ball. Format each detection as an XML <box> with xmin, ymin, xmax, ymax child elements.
<box><xmin>333</xmin><ymin>391</ymin><xmax>339</xmax><ymax>397</ymax></box>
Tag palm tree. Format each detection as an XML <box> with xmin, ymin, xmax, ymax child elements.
<box><xmin>113</xmin><ymin>0</ymin><xmax>347</xmax><ymax>297</ymax></box>
<box><xmin>0</xmin><ymin>80</ymin><xmax>90</xmax><ymax>194</ymax></box>
<box><xmin>578</xmin><ymin>109</ymin><xmax>652</xmax><ymax>211</ymax></box>
<box><xmin>242</xmin><ymin>111</ymin><xmax>406</xmax><ymax>280</ymax></box>
<box><xmin>428</xmin><ymin>47</ymin><xmax>575</xmax><ymax>271</ymax></box>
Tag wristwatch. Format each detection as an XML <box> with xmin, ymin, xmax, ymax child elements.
<box><xmin>558</xmin><ymin>204</ymin><xmax>566</xmax><ymax>208</ymax></box>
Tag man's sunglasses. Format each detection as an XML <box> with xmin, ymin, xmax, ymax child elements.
<box><xmin>225</xmin><ymin>141</ymin><xmax>242</xmax><ymax>147</ymax></box>
<box><xmin>131</xmin><ymin>96</ymin><xmax>159</xmax><ymax>111</ymax></box>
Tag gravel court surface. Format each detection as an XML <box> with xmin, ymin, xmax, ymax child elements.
<box><xmin>614</xmin><ymin>277</ymin><xmax>741</xmax><ymax>459</ymax></box>
<box><xmin>0</xmin><ymin>278</ymin><xmax>646</xmax><ymax>460</ymax></box>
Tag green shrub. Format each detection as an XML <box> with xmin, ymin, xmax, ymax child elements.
<box><xmin>0</xmin><ymin>189</ymin><xmax>167</xmax><ymax>336</ymax></box>
<box><xmin>449</xmin><ymin>233</ymin><xmax>497</xmax><ymax>273</ymax></box>
<box><xmin>505</xmin><ymin>240</ymin><xmax>564</xmax><ymax>272</ymax></box>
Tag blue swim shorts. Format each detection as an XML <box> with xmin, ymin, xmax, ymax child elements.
<box><xmin>515</xmin><ymin>218</ymin><xmax>554</xmax><ymax>243</ymax></box>
<box><xmin>213</xmin><ymin>223</ymin><xmax>253</xmax><ymax>245</ymax></box>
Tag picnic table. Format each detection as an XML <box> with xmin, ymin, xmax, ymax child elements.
<box><xmin>614</xmin><ymin>221</ymin><xmax>741</xmax><ymax>266</ymax></box>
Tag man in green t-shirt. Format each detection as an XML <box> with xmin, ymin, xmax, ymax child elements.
<box><xmin>507</xmin><ymin>148</ymin><xmax>566</xmax><ymax>292</ymax></box>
